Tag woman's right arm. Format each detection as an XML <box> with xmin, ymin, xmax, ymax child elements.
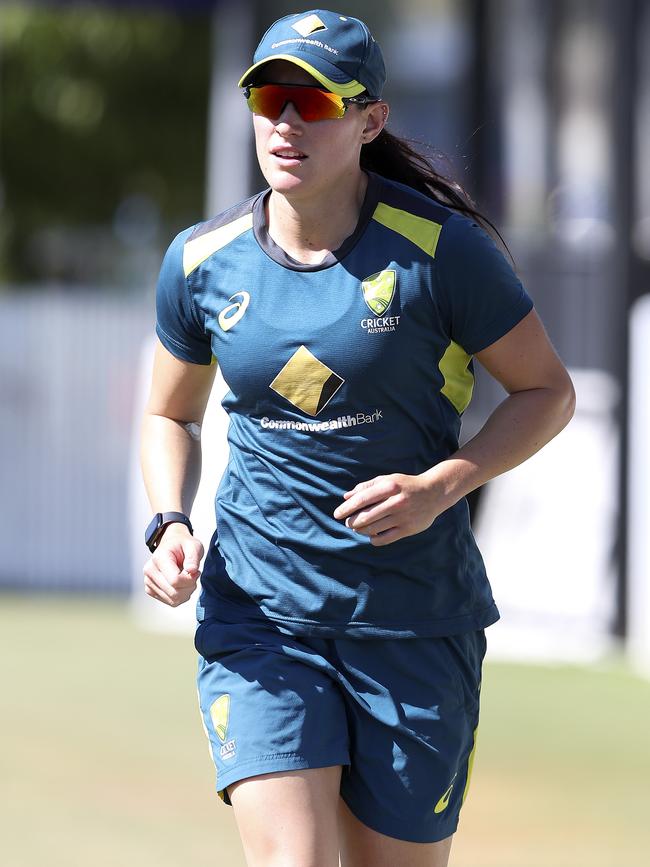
<box><xmin>140</xmin><ymin>338</ymin><xmax>217</xmax><ymax>607</ymax></box>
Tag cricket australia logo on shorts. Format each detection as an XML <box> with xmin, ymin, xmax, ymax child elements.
<box><xmin>210</xmin><ymin>694</ymin><xmax>237</xmax><ymax>761</ymax></box>
<box><xmin>360</xmin><ymin>270</ymin><xmax>401</xmax><ymax>334</ymax></box>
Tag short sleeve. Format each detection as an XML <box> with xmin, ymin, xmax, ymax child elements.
<box><xmin>435</xmin><ymin>213</ymin><xmax>534</xmax><ymax>355</ymax></box>
<box><xmin>155</xmin><ymin>228</ymin><xmax>213</xmax><ymax>365</ymax></box>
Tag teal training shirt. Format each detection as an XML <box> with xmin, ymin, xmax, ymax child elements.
<box><xmin>155</xmin><ymin>173</ymin><xmax>533</xmax><ymax>638</ymax></box>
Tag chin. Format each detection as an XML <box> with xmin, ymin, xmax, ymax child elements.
<box><xmin>266</xmin><ymin>168</ymin><xmax>313</xmax><ymax>196</ymax></box>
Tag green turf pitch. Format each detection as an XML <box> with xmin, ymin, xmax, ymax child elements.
<box><xmin>1</xmin><ymin>596</ymin><xmax>649</xmax><ymax>866</ymax></box>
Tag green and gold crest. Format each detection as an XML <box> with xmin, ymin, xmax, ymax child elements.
<box><xmin>361</xmin><ymin>270</ymin><xmax>396</xmax><ymax>315</ymax></box>
<box><xmin>209</xmin><ymin>694</ymin><xmax>230</xmax><ymax>742</ymax></box>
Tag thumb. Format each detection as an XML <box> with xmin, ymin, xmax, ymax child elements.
<box><xmin>182</xmin><ymin>540</ymin><xmax>202</xmax><ymax>578</ymax></box>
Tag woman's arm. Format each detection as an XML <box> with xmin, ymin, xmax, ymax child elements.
<box><xmin>141</xmin><ymin>338</ymin><xmax>217</xmax><ymax>605</ymax></box>
<box><xmin>333</xmin><ymin>310</ymin><xmax>576</xmax><ymax>545</ymax></box>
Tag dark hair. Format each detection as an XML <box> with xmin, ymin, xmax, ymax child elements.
<box><xmin>361</xmin><ymin>128</ymin><xmax>510</xmax><ymax>256</ymax></box>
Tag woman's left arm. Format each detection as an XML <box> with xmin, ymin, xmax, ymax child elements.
<box><xmin>333</xmin><ymin>309</ymin><xmax>576</xmax><ymax>546</ymax></box>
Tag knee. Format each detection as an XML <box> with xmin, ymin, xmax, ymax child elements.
<box><xmin>241</xmin><ymin>836</ymin><xmax>335</xmax><ymax>867</ymax></box>
<box><xmin>265</xmin><ymin>854</ymin><xmax>330</xmax><ymax>867</ymax></box>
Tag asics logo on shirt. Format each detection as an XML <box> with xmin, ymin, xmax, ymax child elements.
<box><xmin>218</xmin><ymin>291</ymin><xmax>250</xmax><ymax>332</ymax></box>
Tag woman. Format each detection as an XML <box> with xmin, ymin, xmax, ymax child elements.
<box><xmin>141</xmin><ymin>10</ymin><xmax>575</xmax><ymax>867</ymax></box>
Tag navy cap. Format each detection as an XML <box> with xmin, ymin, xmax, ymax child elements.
<box><xmin>238</xmin><ymin>9</ymin><xmax>386</xmax><ymax>99</ymax></box>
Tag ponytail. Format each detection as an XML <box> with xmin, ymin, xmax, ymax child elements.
<box><xmin>361</xmin><ymin>128</ymin><xmax>510</xmax><ymax>256</ymax></box>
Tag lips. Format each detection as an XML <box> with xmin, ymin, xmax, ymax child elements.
<box><xmin>271</xmin><ymin>146</ymin><xmax>308</xmax><ymax>160</ymax></box>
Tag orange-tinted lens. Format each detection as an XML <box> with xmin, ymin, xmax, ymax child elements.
<box><xmin>245</xmin><ymin>84</ymin><xmax>346</xmax><ymax>121</ymax></box>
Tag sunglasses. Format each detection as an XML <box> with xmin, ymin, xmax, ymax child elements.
<box><xmin>243</xmin><ymin>83</ymin><xmax>379</xmax><ymax>122</ymax></box>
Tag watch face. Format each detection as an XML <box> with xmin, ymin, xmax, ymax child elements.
<box><xmin>145</xmin><ymin>513</ymin><xmax>163</xmax><ymax>548</ymax></box>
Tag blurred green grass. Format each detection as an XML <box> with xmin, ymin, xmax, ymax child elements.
<box><xmin>1</xmin><ymin>596</ymin><xmax>649</xmax><ymax>867</ymax></box>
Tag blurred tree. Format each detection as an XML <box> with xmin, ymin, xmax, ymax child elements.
<box><xmin>0</xmin><ymin>3</ymin><xmax>210</xmax><ymax>287</ymax></box>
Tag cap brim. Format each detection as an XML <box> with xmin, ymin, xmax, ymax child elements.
<box><xmin>238</xmin><ymin>55</ymin><xmax>365</xmax><ymax>97</ymax></box>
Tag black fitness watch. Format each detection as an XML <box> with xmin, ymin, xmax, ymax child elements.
<box><xmin>145</xmin><ymin>512</ymin><xmax>193</xmax><ymax>552</ymax></box>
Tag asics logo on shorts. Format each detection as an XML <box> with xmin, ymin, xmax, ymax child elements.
<box><xmin>434</xmin><ymin>774</ymin><xmax>457</xmax><ymax>814</ymax></box>
<box><xmin>218</xmin><ymin>291</ymin><xmax>250</xmax><ymax>332</ymax></box>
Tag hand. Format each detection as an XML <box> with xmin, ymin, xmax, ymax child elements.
<box><xmin>143</xmin><ymin>524</ymin><xmax>204</xmax><ymax>607</ymax></box>
<box><xmin>332</xmin><ymin>472</ymin><xmax>447</xmax><ymax>546</ymax></box>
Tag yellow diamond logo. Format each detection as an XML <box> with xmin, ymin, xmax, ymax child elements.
<box><xmin>270</xmin><ymin>345</ymin><xmax>344</xmax><ymax>416</ymax></box>
<box><xmin>362</xmin><ymin>270</ymin><xmax>396</xmax><ymax>315</ymax></box>
<box><xmin>210</xmin><ymin>694</ymin><xmax>230</xmax><ymax>743</ymax></box>
<box><xmin>292</xmin><ymin>14</ymin><xmax>328</xmax><ymax>37</ymax></box>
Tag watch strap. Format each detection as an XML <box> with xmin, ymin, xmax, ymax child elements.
<box><xmin>145</xmin><ymin>511</ymin><xmax>193</xmax><ymax>552</ymax></box>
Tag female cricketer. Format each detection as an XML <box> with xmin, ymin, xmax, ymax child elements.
<box><xmin>141</xmin><ymin>9</ymin><xmax>575</xmax><ymax>866</ymax></box>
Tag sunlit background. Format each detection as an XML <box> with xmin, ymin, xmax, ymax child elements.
<box><xmin>1</xmin><ymin>1</ymin><xmax>649</xmax><ymax>865</ymax></box>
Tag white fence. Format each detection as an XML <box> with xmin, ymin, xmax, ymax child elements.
<box><xmin>0</xmin><ymin>290</ymin><xmax>152</xmax><ymax>591</ymax></box>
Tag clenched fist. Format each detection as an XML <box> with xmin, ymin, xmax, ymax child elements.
<box><xmin>143</xmin><ymin>523</ymin><xmax>204</xmax><ymax>607</ymax></box>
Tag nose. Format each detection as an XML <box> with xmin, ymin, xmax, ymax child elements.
<box><xmin>273</xmin><ymin>100</ymin><xmax>304</xmax><ymax>133</ymax></box>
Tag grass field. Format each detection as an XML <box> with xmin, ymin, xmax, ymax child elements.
<box><xmin>1</xmin><ymin>596</ymin><xmax>649</xmax><ymax>867</ymax></box>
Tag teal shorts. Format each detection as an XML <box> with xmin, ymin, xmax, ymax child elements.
<box><xmin>196</xmin><ymin>617</ymin><xmax>486</xmax><ymax>844</ymax></box>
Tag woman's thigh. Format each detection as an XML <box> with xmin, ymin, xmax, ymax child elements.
<box><xmin>339</xmin><ymin>798</ymin><xmax>453</xmax><ymax>867</ymax></box>
<box><xmin>228</xmin><ymin>765</ymin><xmax>342</xmax><ymax>867</ymax></box>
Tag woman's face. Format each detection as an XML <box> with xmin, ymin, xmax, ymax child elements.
<box><xmin>250</xmin><ymin>60</ymin><xmax>383</xmax><ymax>201</ymax></box>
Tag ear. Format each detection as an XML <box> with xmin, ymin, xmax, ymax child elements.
<box><xmin>361</xmin><ymin>102</ymin><xmax>389</xmax><ymax>144</ymax></box>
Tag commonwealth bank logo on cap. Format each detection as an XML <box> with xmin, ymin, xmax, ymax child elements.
<box><xmin>292</xmin><ymin>13</ymin><xmax>328</xmax><ymax>37</ymax></box>
<box><xmin>238</xmin><ymin>9</ymin><xmax>386</xmax><ymax>99</ymax></box>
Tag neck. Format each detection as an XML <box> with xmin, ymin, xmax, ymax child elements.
<box><xmin>266</xmin><ymin>169</ymin><xmax>368</xmax><ymax>265</ymax></box>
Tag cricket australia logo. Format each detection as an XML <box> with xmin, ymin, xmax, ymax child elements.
<box><xmin>360</xmin><ymin>270</ymin><xmax>401</xmax><ymax>334</ymax></box>
<box><xmin>210</xmin><ymin>694</ymin><xmax>236</xmax><ymax>761</ymax></box>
